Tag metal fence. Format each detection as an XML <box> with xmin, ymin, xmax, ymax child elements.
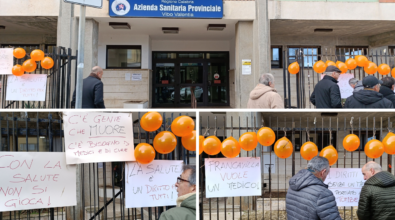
<box><xmin>200</xmin><ymin>112</ymin><xmax>395</xmax><ymax>220</ymax></box>
<box><xmin>0</xmin><ymin>46</ymin><xmax>76</xmax><ymax>109</ymax></box>
<box><xmin>282</xmin><ymin>48</ymin><xmax>395</xmax><ymax>109</ymax></box>
<box><xmin>0</xmin><ymin>111</ymin><xmax>194</xmax><ymax>220</ymax></box>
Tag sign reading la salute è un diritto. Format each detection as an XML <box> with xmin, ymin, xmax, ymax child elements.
<box><xmin>109</xmin><ymin>0</ymin><xmax>223</xmax><ymax>18</ymax></box>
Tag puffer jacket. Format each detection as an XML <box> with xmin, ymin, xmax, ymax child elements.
<box><xmin>247</xmin><ymin>84</ymin><xmax>284</xmax><ymax>109</ymax></box>
<box><xmin>310</xmin><ymin>75</ymin><xmax>342</xmax><ymax>108</ymax></box>
<box><xmin>344</xmin><ymin>90</ymin><xmax>393</xmax><ymax>108</ymax></box>
<box><xmin>354</xmin><ymin>80</ymin><xmax>364</xmax><ymax>92</ymax></box>
<box><xmin>379</xmin><ymin>86</ymin><xmax>395</xmax><ymax>108</ymax></box>
<box><xmin>357</xmin><ymin>171</ymin><xmax>395</xmax><ymax>220</ymax></box>
<box><xmin>159</xmin><ymin>193</ymin><xmax>196</xmax><ymax>220</ymax></box>
<box><xmin>286</xmin><ymin>169</ymin><xmax>342</xmax><ymax>220</ymax></box>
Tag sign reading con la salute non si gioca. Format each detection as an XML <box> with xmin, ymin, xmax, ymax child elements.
<box><xmin>109</xmin><ymin>0</ymin><xmax>223</xmax><ymax>18</ymax></box>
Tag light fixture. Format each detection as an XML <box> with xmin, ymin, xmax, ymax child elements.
<box><xmin>162</xmin><ymin>27</ymin><xmax>179</xmax><ymax>34</ymax></box>
<box><xmin>0</xmin><ymin>25</ymin><xmax>5</xmax><ymax>30</ymax></box>
<box><xmin>109</xmin><ymin>22</ymin><xmax>131</xmax><ymax>29</ymax></box>
<box><xmin>314</xmin><ymin>28</ymin><xmax>333</xmax><ymax>33</ymax></box>
<box><xmin>207</xmin><ymin>24</ymin><xmax>226</xmax><ymax>31</ymax></box>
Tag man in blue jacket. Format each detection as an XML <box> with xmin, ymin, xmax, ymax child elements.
<box><xmin>310</xmin><ymin>66</ymin><xmax>342</xmax><ymax>108</ymax></box>
<box><xmin>286</xmin><ymin>156</ymin><xmax>341</xmax><ymax>220</ymax></box>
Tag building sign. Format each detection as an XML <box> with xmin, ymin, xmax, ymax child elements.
<box><xmin>64</xmin><ymin>0</ymin><xmax>103</xmax><ymax>8</ymax></box>
<box><xmin>132</xmin><ymin>73</ymin><xmax>142</xmax><ymax>81</ymax></box>
<box><xmin>214</xmin><ymin>73</ymin><xmax>220</xmax><ymax>79</ymax></box>
<box><xmin>109</xmin><ymin>0</ymin><xmax>223</xmax><ymax>18</ymax></box>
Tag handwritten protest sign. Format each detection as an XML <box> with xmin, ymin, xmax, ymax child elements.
<box><xmin>324</xmin><ymin>168</ymin><xmax>365</xmax><ymax>206</ymax></box>
<box><xmin>6</xmin><ymin>74</ymin><xmax>47</xmax><ymax>101</ymax></box>
<box><xmin>64</xmin><ymin>112</ymin><xmax>135</xmax><ymax>164</ymax></box>
<box><xmin>125</xmin><ymin>160</ymin><xmax>183</xmax><ymax>208</ymax></box>
<box><xmin>321</xmin><ymin>73</ymin><xmax>354</xmax><ymax>99</ymax></box>
<box><xmin>205</xmin><ymin>157</ymin><xmax>261</xmax><ymax>198</ymax></box>
<box><xmin>0</xmin><ymin>152</ymin><xmax>77</xmax><ymax>211</ymax></box>
<box><xmin>0</xmin><ymin>48</ymin><xmax>13</xmax><ymax>75</ymax></box>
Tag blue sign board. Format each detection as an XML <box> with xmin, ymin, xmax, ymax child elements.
<box><xmin>109</xmin><ymin>0</ymin><xmax>223</xmax><ymax>18</ymax></box>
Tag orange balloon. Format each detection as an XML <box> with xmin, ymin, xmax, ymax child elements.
<box><xmin>356</xmin><ymin>56</ymin><xmax>368</xmax><ymax>67</ymax></box>
<box><xmin>22</xmin><ymin>59</ymin><xmax>37</xmax><ymax>73</ymax></box>
<box><xmin>13</xmin><ymin>48</ymin><xmax>26</xmax><ymax>59</ymax></box>
<box><xmin>343</xmin><ymin>134</ymin><xmax>360</xmax><ymax>152</ymax></box>
<box><xmin>288</xmin><ymin>62</ymin><xmax>300</xmax><ymax>75</ymax></box>
<box><xmin>319</xmin><ymin>145</ymin><xmax>338</xmax><ymax>166</ymax></box>
<box><xmin>221</xmin><ymin>137</ymin><xmax>241</xmax><ymax>158</ymax></box>
<box><xmin>171</xmin><ymin>116</ymin><xmax>195</xmax><ymax>137</ymax></box>
<box><xmin>135</xmin><ymin>143</ymin><xmax>156</xmax><ymax>164</ymax></box>
<box><xmin>337</xmin><ymin>62</ymin><xmax>348</xmax><ymax>74</ymax></box>
<box><xmin>383</xmin><ymin>133</ymin><xmax>395</xmax><ymax>155</ymax></box>
<box><xmin>203</xmin><ymin>136</ymin><xmax>222</xmax><ymax>155</ymax></box>
<box><xmin>364</xmin><ymin>62</ymin><xmax>377</xmax><ymax>75</ymax></box>
<box><xmin>313</xmin><ymin>60</ymin><xmax>327</xmax><ymax>74</ymax></box>
<box><xmin>326</xmin><ymin>60</ymin><xmax>336</xmax><ymax>67</ymax></box>
<box><xmin>30</xmin><ymin>49</ymin><xmax>45</xmax><ymax>61</ymax></box>
<box><xmin>140</xmin><ymin>112</ymin><xmax>163</xmax><ymax>132</ymax></box>
<box><xmin>239</xmin><ymin>132</ymin><xmax>258</xmax><ymax>151</ymax></box>
<box><xmin>199</xmin><ymin>135</ymin><xmax>204</xmax><ymax>155</ymax></box>
<box><xmin>391</xmin><ymin>68</ymin><xmax>395</xmax><ymax>78</ymax></box>
<box><xmin>41</xmin><ymin>57</ymin><xmax>54</xmax><ymax>69</ymax></box>
<box><xmin>378</xmin><ymin>64</ymin><xmax>390</xmax><ymax>76</ymax></box>
<box><xmin>345</xmin><ymin>58</ymin><xmax>357</xmax><ymax>70</ymax></box>
<box><xmin>300</xmin><ymin>141</ymin><xmax>318</xmax><ymax>160</ymax></box>
<box><xmin>153</xmin><ymin>131</ymin><xmax>177</xmax><ymax>154</ymax></box>
<box><xmin>257</xmin><ymin>127</ymin><xmax>276</xmax><ymax>146</ymax></box>
<box><xmin>383</xmin><ymin>132</ymin><xmax>395</xmax><ymax>144</ymax></box>
<box><xmin>336</xmin><ymin>61</ymin><xmax>341</xmax><ymax>66</ymax></box>
<box><xmin>365</xmin><ymin>139</ymin><xmax>384</xmax><ymax>159</ymax></box>
<box><xmin>181</xmin><ymin>130</ymin><xmax>196</xmax><ymax>151</ymax></box>
<box><xmin>274</xmin><ymin>137</ymin><xmax>293</xmax><ymax>159</ymax></box>
<box><xmin>12</xmin><ymin>65</ymin><xmax>24</xmax><ymax>76</ymax></box>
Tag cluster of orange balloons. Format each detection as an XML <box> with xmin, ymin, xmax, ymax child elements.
<box><xmin>12</xmin><ymin>48</ymin><xmax>54</xmax><ymax>76</ymax></box>
<box><xmin>343</xmin><ymin>132</ymin><xmax>395</xmax><ymax>159</ymax></box>
<box><xmin>200</xmin><ymin>127</ymin><xmax>276</xmax><ymax>158</ymax></box>
<box><xmin>135</xmin><ymin>112</ymin><xmax>195</xmax><ymax>164</ymax></box>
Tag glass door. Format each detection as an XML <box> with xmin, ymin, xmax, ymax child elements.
<box><xmin>153</xmin><ymin>62</ymin><xmax>177</xmax><ymax>107</ymax></box>
<box><xmin>179</xmin><ymin>62</ymin><xmax>205</xmax><ymax>106</ymax></box>
<box><xmin>206</xmin><ymin>61</ymin><xmax>229</xmax><ymax>106</ymax></box>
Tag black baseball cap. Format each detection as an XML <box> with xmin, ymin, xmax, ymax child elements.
<box><xmin>362</xmin><ymin>75</ymin><xmax>383</xmax><ymax>88</ymax></box>
<box><xmin>325</xmin><ymin>65</ymin><xmax>341</xmax><ymax>73</ymax></box>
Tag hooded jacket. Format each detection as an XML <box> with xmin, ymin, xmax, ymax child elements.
<box><xmin>286</xmin><ymin>169</ymin><xmax>342</xmax><ymax>220</ymax></box>
<box><xmin>379</xmin><ymin>86</ymin><xmax>395</xmax><ymax>107</ymax></box>
<box><xmin>159</xmin><ymin>193</ymin><xmax>196</xmax><ymax>220</ymax></box>
<box><xmin>310</xmin><ymin>75</ymin><xmax>342</xmax><ymax>108</ymax></box>
<box><xmin>247</xmin><ymin>84</ymin><xmax>284</xmax><ymax>109</ymax></box>
<box><xmin>344</xmin><ymin>89</ymin><xmax>393</xmax><ymax>108</ymax></box>
<box><xmin>354</xmin><ymin>80</ymin><xmax>364</xmax><ymax>92</ymax></box>
<box><xmin>357</xmin><ymin>171</ymin><xmax>395</xmax><ymax>220</ymax></box>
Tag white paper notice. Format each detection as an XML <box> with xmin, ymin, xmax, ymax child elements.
<box><xmin>125</xmin><ymin>160</ymin><xmax>183</xmax><ymax>208</ymax></box>
<box><xmin>64</xmin><ymin>112</ymin><xmax>135</xmax><ymax>164</ymax></box>
<box><xmin>0</xmin><ymin>152</ymin><xmax>77</xmax><ymax>211</ymax></box>
<box><xmin>242</xmin><ymin>59</ymin><xmax>252</xmax><ymax>75</ymax></box>
<box><xmin>320</xmin><ymin>73</ymin><xmax>354</xmax><ymax>99</ymax></box>
<box><xmin>6</xmin><ymin>74</ymin><xmax>47</xmax><ymax>101</ymax></box>
<box><xmin>324</xmin><ymin>168</ymin><xmax>366</xmax><ymax>206</ymax></box>
<box><xmin>205</xmin><ymin>157</ymin><xmax>261</xmax><ymax>198</ymax></box>
<box><xmin>132</xmin><ymin>73</ymin><xmax>142</xmax><ymax>81</ymax></box>
<box><xmin>125</xmin><ymin>73</ymin><xmax>131</xmax><ymax>81</ymax></box>
<box><xmin>0</xmin><ymin>48</ymin><xmax>13</xmax><ymax>75</ymax></box>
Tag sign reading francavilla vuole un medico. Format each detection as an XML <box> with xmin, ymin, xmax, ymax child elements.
<box><xmin>109</xmin><ymin>0</ymin><xmax>223</xmax><ymax>18</ymax></box>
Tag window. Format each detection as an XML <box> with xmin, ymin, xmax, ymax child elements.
<box><xmin>271</xmin><ymin>46</ymin><xmax>282</xmax><ymax>68</ymax></box>
<box><xmin>388</xmin><ymin>46</ymin><xmax>395</xmax><ymax>55</ymax></box>
<box><xmin>106</xmin><ymin>45</ymin><xmax>142</xmax><ymax>69</ymax></box>
<box><xmin>19</xmin><ymin>143</ymin><xmax>38</xmax><ymax>151</ymax></box>
<box><xmin>288</xmin><ymin>46</ymin><xmax>320</xmax><ymax>68</ymax></box>
<box><xmin>336</xmin><ymin>46</ymin><xmax>368</xmax><ymax>62</ymax></box>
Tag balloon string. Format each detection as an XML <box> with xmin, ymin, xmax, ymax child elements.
<box><xmin>203</xmin><ymin>128</ymin><xmax>209</xmax><ymax>137</ymax></box>
<box><xmin>306</xmin><ymin>127</ymin><xmax>310</xmax><ymax>141</ymax></box>
<box><xmin>166</xmin><ymin>125</ymin><xmax>171</xmax><ymax>131</ymax></box>
<box><xmin>350</xmin><ymin>117</ymin><xmax>354</xmax><ymax>134</ymax></box>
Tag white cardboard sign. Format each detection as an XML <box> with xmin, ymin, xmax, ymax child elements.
<box><xmin>0</xmin><ymin>48</ymin><xmax>13</xmax><ymax>75</ymax></box>
<box><xmin>6</xmin><ymin>74</ymin><xmax>47</xmax><ymax>101</ymax></box>
<box><xmin>0</xmin><ymin>152</ymin><xmax>77</xmax><ymax>211</ymax></box>
<box><xmin>125</xmin><ymin>160</ymin><xmax>183</xmax><ymax>208</ymax></box>
<box><xmin>324</xmin><ymin>168</ymin><xmax>366</xmax><ymax>206</ymax></box>
<box><xmin>321</xmin><ymin>73</ymin><xmax>354</xmax><ymax>99</ymax></box>
<box><xmin>64</xmin><ymin>112</ymin><xmax>135</xmax><ymax>164</ymax></box>
<box><xmin>205</xmin><ymin>157</ymin><xmax>261</xmax><ymax>198</ymax></box>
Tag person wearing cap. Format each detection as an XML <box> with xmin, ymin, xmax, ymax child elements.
<box><xmin>344</xmin><ymin>75</ymin><xmax>393</xmax><ymax>108</ymax></box>
<box><xmin>379</xmin><ymin>76</ymin><xmax>395</xmax><ymax>107</ymax></box>
<box><xmin>310</xmin><ymin>66</ymin><xmax>342</xmax><ymax>108</ymax></box>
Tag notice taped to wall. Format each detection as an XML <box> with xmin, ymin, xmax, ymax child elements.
<box><xmin>242</xmin><ymin>59</ymin><xmax>252</xmax><ymax>75</ymax></box>
<box><xmin>6</xmin><ymin>74</ymin><xmax>47</xmax><ymax>101</ymax></box>
<box><xmin>125</xmin><ymin>160</ymin><xmax>183</xmax><ymax>208</ymax></box>
<box><xmin>64</xmin><ymin>112</ymin><xmax>135</xmax><ymax>164</ymax></box>
<box><xmin>0</xmin><ymin>48</ymin><xmax>13</xmax><ymax>75</ymax></box>
<box><xmin>324</xmin><ymin>168</ymin><xmax>366</xmax><ymax>206</ymax></box>
<box><xmin>0</xmin><ymin>152</ymin><xmax>77</xmax><ymax>211</ymax></box>
<box><xmin>205</xmin><ymin>157</ymin><xmax>261</xmax><ymax>198</ymax></box>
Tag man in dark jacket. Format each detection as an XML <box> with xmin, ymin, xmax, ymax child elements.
<box><xmin>72</xmin><ymin>66</ymin><xmax>105</xmax><ymax>108</ymax></box>
<box><xmin>344</xmin><ymin>75</ymin><xmax>393</xmax><ymax>108</ymax></box>
<box><xmin>286</xmin><ymin>156</ymin><xmax>341</xmax><ymax>220</ymax></box>
<box><xmin>159</xmin><ymin>165</ymin><xmax>196</xmax><ymax>220</ymax></box>
<box><xmin>357</xmin><ymin>161</ymin><xmax>395</xmax><ymax>220</ymax></box>
<box><xmin>310</xmin><ymin>66</ymin><xmax>342</xmax><ymax>108</ymax></box>
<box><xmin>379</xmin><ymin>76</ymin><xmax>395</xmax><ymax>107</ymax></box>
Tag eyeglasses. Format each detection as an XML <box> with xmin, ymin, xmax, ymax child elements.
<box><xmin>177</xmin><ymin>177</ymin><xmax>190</xmax><ymax>184</ymax></box>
